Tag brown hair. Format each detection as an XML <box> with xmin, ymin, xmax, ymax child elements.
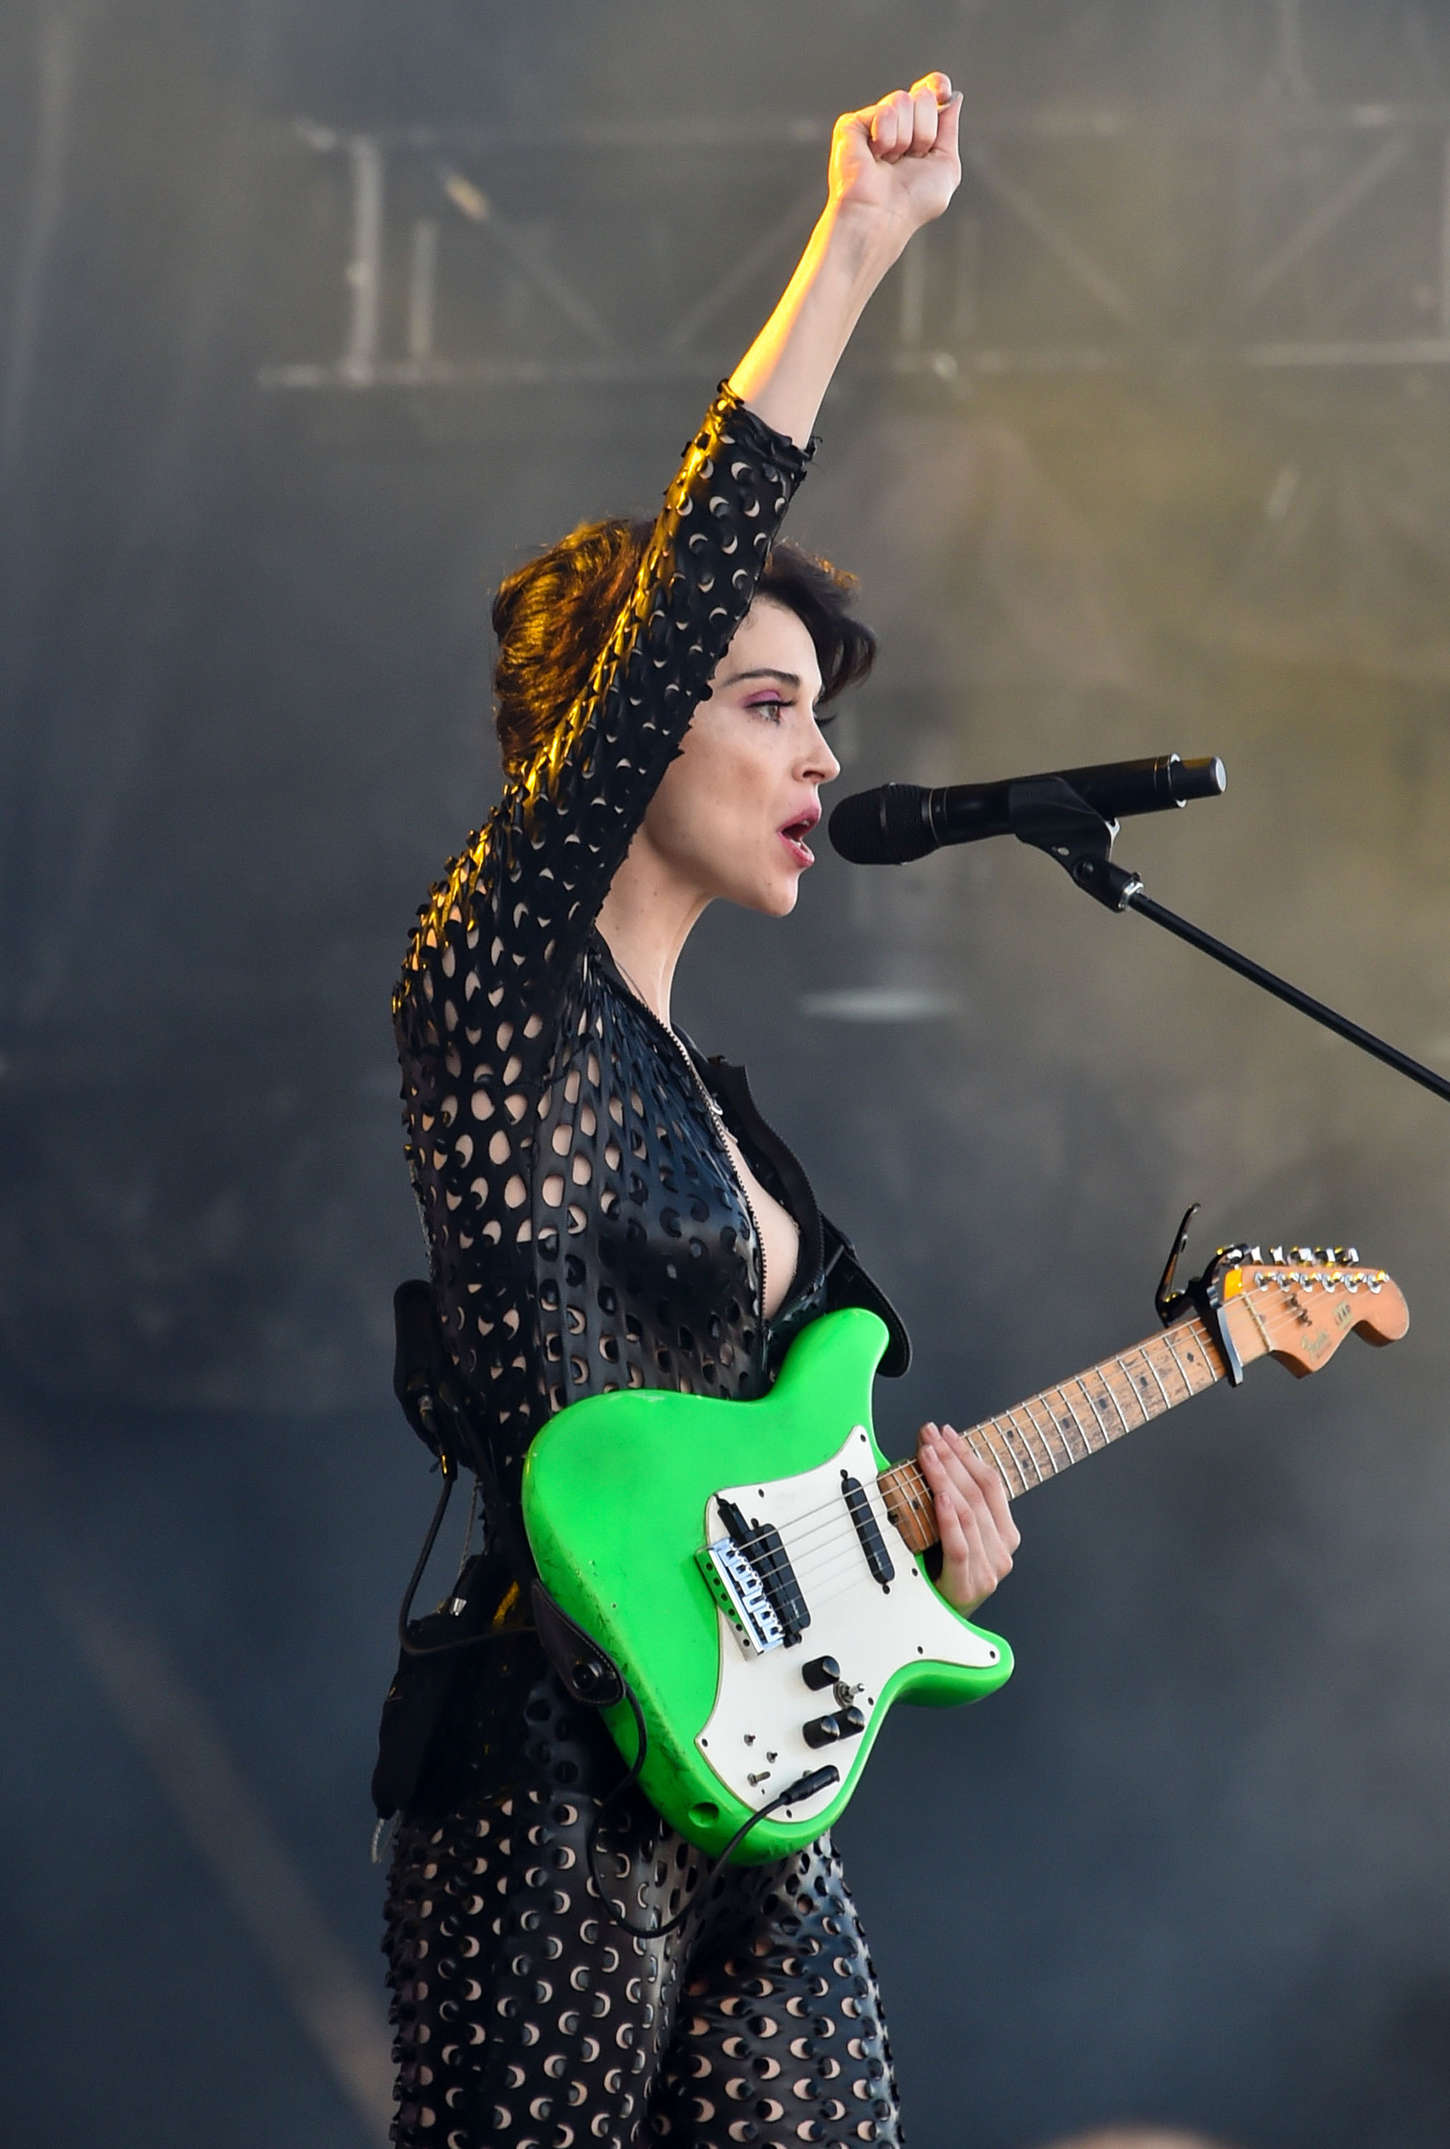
<box><xmin>491</xmin><ymin>518</ymin><xmax>876</xmax><ymax>779</ymax></box>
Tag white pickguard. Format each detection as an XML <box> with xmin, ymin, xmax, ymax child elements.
<box><xmin>696</xmin><ymin>1426</ymin><xmax>1003</xmax><ymax>1828</ymax></box>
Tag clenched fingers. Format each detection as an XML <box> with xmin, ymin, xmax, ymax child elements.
<box><xmin>916</xmin><ymin>1420</ymin><xmax>1020</xmax><ymax>1613</ymax></box>
<box><xmin>869</xmin><ymin>79</ymin><xmax>956</xmax><ymax>161</ymax></box>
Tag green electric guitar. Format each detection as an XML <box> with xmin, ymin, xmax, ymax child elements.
<box><xmin>522</xmin><ymin>1244</ymin><xmax>1407</xmax><ymax>1863</ymax></box>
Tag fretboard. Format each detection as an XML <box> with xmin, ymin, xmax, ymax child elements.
<box><xmin>880</xmin><ymin>1308</ymin><xmax>1245</xmax><ymax>1554</ymax></box>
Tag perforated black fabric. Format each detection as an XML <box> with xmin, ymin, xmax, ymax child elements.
<box><xmin>395</xmin><ymin>386</ymin><xmax>821</xmax><ymax>1507</ymax></box>
<box><xmin>385</xmin><ymin>387</ymin><xmax>910</xmax><ymax>2146</ymax></box>
<box><xmin>384</xmin><ymin>1661</ymin><xmax>903</xmax><ymax>2149</ymax></box>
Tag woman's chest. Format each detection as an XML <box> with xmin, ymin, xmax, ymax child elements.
<box><xmin>716</xmin><ymin>1124</ymin><xmax>800</xmax><ymax>1322</ymax></box>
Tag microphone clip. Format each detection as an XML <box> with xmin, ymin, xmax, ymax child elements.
<box><xmin>1006</xmin><ymin>776</ymin><xmax>1144</xmax><ymax>912</ymax></box>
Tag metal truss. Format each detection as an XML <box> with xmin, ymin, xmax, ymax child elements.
<box><xmin>259</xmin><ymin>96</ymin><xmax>1450</xmax><ymax>396</ymax></box>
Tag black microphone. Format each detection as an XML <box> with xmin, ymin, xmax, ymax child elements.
<box><xmin>828</xmin><ymin>753</ymin><xmax>1225</xmax><ymax>865</ymax></box>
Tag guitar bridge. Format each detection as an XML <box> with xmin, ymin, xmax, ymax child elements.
<box><xmin>698</xmin><ymin>1535</ymin><xmax>786</xmax><ymax>1655</ymax></box>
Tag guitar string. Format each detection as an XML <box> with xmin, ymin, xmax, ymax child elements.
<box><xmin>726</xmin><ymin>1340</ymin><xmax>1211</xmax><ymax>1598</ymax></box>
<box><xmin>736</xmin><ymin>1282</ymin><xmax>1370</xmax><ymax>1623</ymax></box>
<box><xmin>733</xmin><ymin>1270</ymin><xmax>1367</xmax><ymax>1584</ymax></box>
<box><xmin>710</xmin><ymin>1280</ymin><xmax>1368</xmax><ymax>1637</ymax></box>
<box><xmin>718</xmin><ymin>1315</ymin><xmax>1222</xmax><ymax>1589</ymax></box>
<box><xmin>719</xmin><ymin>1398</ymin><xmax>1214</xmax><ymax>1625</ymax></box>
<box><xmin>762</xmin><ymin>1325</ymin><xmax>1221</xmax><ymax>1606</ymax></box>
<box><xmin>735</xmin><ymin>1325</ymin><xmax>1195</xmax><ymax>1567</ymax></box>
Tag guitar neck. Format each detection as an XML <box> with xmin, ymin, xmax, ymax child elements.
<box><xmin>881</xmin><ymin>1299</ymin><xmax>1267</xmax><ymax>1554</ymax></box>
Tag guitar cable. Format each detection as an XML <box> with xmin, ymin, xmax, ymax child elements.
<box><xmin>528</xmin><ymin>1576</ymin><xmax>844</xmax><ymax>1936</ymax></box>
<box><xmin>389</xmin><ymin>1287</ymin><xmax>844</xmax><ymax>1922</ymax></box>
<box><xmin>578</xmin><ymin>1677</ymin><xmax>841</xmax><ymax>1939</ymax></box>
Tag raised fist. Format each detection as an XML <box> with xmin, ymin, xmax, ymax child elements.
<box><xmin>828</xmin><ymin>72</ymin><xmax>963</xmax><ymax>241</ymax></box>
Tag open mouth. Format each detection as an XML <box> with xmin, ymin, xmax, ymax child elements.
<box><xmin>779</xmin><ymin>817</ymin><xmax>817</xmax><ymax>867</ymax></box>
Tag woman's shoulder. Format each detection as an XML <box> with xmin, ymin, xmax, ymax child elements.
<box><xmin>394</xmin><ymin>784</ymin><xmax>598</xmax><ymax>1051</ymax></box>
<box><xmin>393</xmin><ymin>812</ymin><xmax>500</xmax><ymax>1025</ymax></box>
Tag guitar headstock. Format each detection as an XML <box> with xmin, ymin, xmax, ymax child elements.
<box><xmin>1220</xmin><ymin>1246</ymin><xmax>1409</xmax><ymax>1377</ymax></box>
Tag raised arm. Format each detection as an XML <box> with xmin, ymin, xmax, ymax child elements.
<box><xmin>398</xmin><ymin>75</ymin><xmax>963</xmax><ymax>1027</ymax></box>
<box><xmin>729</xmin><ymin>72</ymin><xmax>962</xmax><ymax>446</ymax></box>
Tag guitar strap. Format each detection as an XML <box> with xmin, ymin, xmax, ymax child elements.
<box><xmin>372</xmin><ymin>1280</ymin><xmax>540</xmax><ymax>1825</ymax></box>
<box><xmin>528</xmin><ymin>1578</ymin><xmax>625</xmax><ymax>1708</ymax></box>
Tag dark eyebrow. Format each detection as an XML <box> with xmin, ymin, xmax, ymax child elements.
<box><xmin>717</xmin><ymin>667</ymin><xmax>804</xmax><ymax>690</ymax></box>
<box><xmin>718</xmin><ymin>665</ymin><xmax>824</xmax><ymax>710</ymax></box>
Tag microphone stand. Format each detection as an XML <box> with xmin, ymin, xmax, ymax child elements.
<box><xmin>1007</xmin><ymin>775</ymin><xmax>1450</xmax><ymax>1108</ymax></box>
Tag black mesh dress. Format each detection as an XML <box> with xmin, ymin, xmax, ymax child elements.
<box><xmin>383</xmin><ymin>386</ymin><xmax>912</xmax><ymax>2149</ymax></box>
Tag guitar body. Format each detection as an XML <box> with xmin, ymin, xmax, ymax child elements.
<box><xmin>522</xmin><ymin>1308</ymin><xmax>1012</xmax><ymax>1863</ymax></box>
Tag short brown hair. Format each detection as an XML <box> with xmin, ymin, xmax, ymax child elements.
<box><xmin>491</xmin><ymin>519</ymin><xmax>875</xmax><ymax>779</ymax></box>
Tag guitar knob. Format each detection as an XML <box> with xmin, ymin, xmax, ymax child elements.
<box><xmin>801</xmin><ymin>1656</ymin><xmax>841</xmax><ymax>1692</ymax></box>
<box><xmin>804</xmin><ymin>1711</ymin><xmax>846</xmax><ymax>1748</ymax></box>
<box><xmin>803</xmin><ymin>1706</ymin><xmax>867</xmax><ymax>1749</ymax></box>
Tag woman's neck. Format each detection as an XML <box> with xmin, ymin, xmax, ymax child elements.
<box><xmin>595</xmin><ymin>853</ymin><xmax>710</xmax><ymax>1029</ymax></box>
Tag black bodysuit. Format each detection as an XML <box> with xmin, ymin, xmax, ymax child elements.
<box><xmin>384</xmin><ymin>387</ymin><xmax>910</xmax><ymax>2149</ymax></box>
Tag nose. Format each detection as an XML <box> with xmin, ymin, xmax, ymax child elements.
<box><xmin>805</xmin><ymin>716</ymin><xmax>841</xmax><ymax>785</ymax></box>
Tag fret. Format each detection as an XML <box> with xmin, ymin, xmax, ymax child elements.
<box><xmin>989</xmin><ymin>1417</ymin><xmax>1034</xmax><ymax>1494</ymax></box>
<box><xmin>1114</xmin><ymin>1356</ymin><xmax>1154</xmax><ymax>1425</ymax></box>
<box><xmin>1031</xmin><ymin>1389</ymin><xmax>1076</xmax><ymax>1469</ymax></box>
<box><xmin>989</xmin><ymin>1424</ymin><xmax>1027</xmax><ymax>1499</ymax></box>
<box><xmin>880</xmin><ymin>1460</ymin><xmax>934</xmax><ymax>1554</ymax></box>
<box><xmin>1097</xmin><ymin>1370</ymin><xmax>1132</xmax><ymax>1436</ymax></box>
<box><xmin>965</xmin><ymin>1427</ymin><xmax>1018</xmax><ymax>1506</ymax></box>
<box><xmin>1009</xmin><ymin>1409</ymin><xmax>1044</xmax><ymax>1495</ymax></box>
<box><xmin>904</xmin><ymin>1462</ymin><xmax>933</xmax><ymax>1543</ymax></box>
<box><xmin>1138</xmin><ymin>1347</ymin><xmax>1172</xmax><ymax>1411</ymax></box>
<box><xmin>1074</xmin><ymin>1377</ymin><xmax>1110</xmax><ymax>1447</ymax></box>
<box><xmin>1019</xmin><ymin>1395</ymin><xmax>1064</xmax><ymax>1475</ymax></box>
<box><xmin>1186</xmin><ymin>1314</ymin><xmax>1234</xmax><ymax>1385</ymax></box>
<box><xmin>879</xmin><ymin>1307</ymin><xmax>1244</xmax><ymax>1552</ymax></box>
<box><xmin>1160</xmin><ymin>1327</ymin><xmax>1197</xmax><ymax>1396</ymax></box>
<box><xmin>1054</xmin><ymin>1383</ymin><xmax>1092</xmax><ymax>1460</ymax></box>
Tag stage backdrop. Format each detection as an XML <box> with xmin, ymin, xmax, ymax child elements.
<box><xmin>3</xmin><ymin>4</ymin><xmax>1449</xmax><ymax>2145</ymax></box>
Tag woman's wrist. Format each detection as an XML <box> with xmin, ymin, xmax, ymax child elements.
<box><xmin>727</xmin><ymin>202</ymin><xmax>907</xmax><ymax>444</ymax></box>
<box><xmin>816</xmin><ymin>193</ymin><xmax>914</xmax><ymax>287</ymax></box>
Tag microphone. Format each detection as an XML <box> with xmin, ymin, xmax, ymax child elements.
<box><xmin>828</xmin><ymin>753</ymin><xmax>1225</xmax><ymax>865</ymax></box>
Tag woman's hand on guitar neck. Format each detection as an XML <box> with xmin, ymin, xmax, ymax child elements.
<box><xmin>917</xmin><ymin>1421</ymin><xmax>1020</xmax><ymax>1614</ymax></box>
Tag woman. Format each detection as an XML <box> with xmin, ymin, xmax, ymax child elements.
<box><xmin>383</xmin><ymin>72</ymin><xmax>1021</xmax><ymax>2148</ymax></box>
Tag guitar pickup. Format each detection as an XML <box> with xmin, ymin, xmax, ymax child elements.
<box><xmin>841</xmin><ymin>1472</ymin><xmax>895</xmax><ymax>1588</ymax></box>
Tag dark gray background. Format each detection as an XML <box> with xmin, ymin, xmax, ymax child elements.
<box><xmin>4</xmin><ymin>3</ymin><xmax>1450</xmax><ymax>2144</ymax></box>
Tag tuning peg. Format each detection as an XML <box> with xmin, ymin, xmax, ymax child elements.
<box><xmin>1291</xmin><ymin>1245</ymin><xmax>1313</xmax><ymax>1263</ymax></box>
<box><xmin>1269</xmin><ymin>1245</ymin><xmax>1286</xmax><ymax>1264</ymax></box>
<box><xmin>1345</xmin><ymin>1245</ymin><xmax>1359</xmax><ymax>1265</ymax></box>
<box><xmin>1246</xmin><ymin>1244</ymin><xmax>1262</xmax><ymax>1263</ymax></box>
